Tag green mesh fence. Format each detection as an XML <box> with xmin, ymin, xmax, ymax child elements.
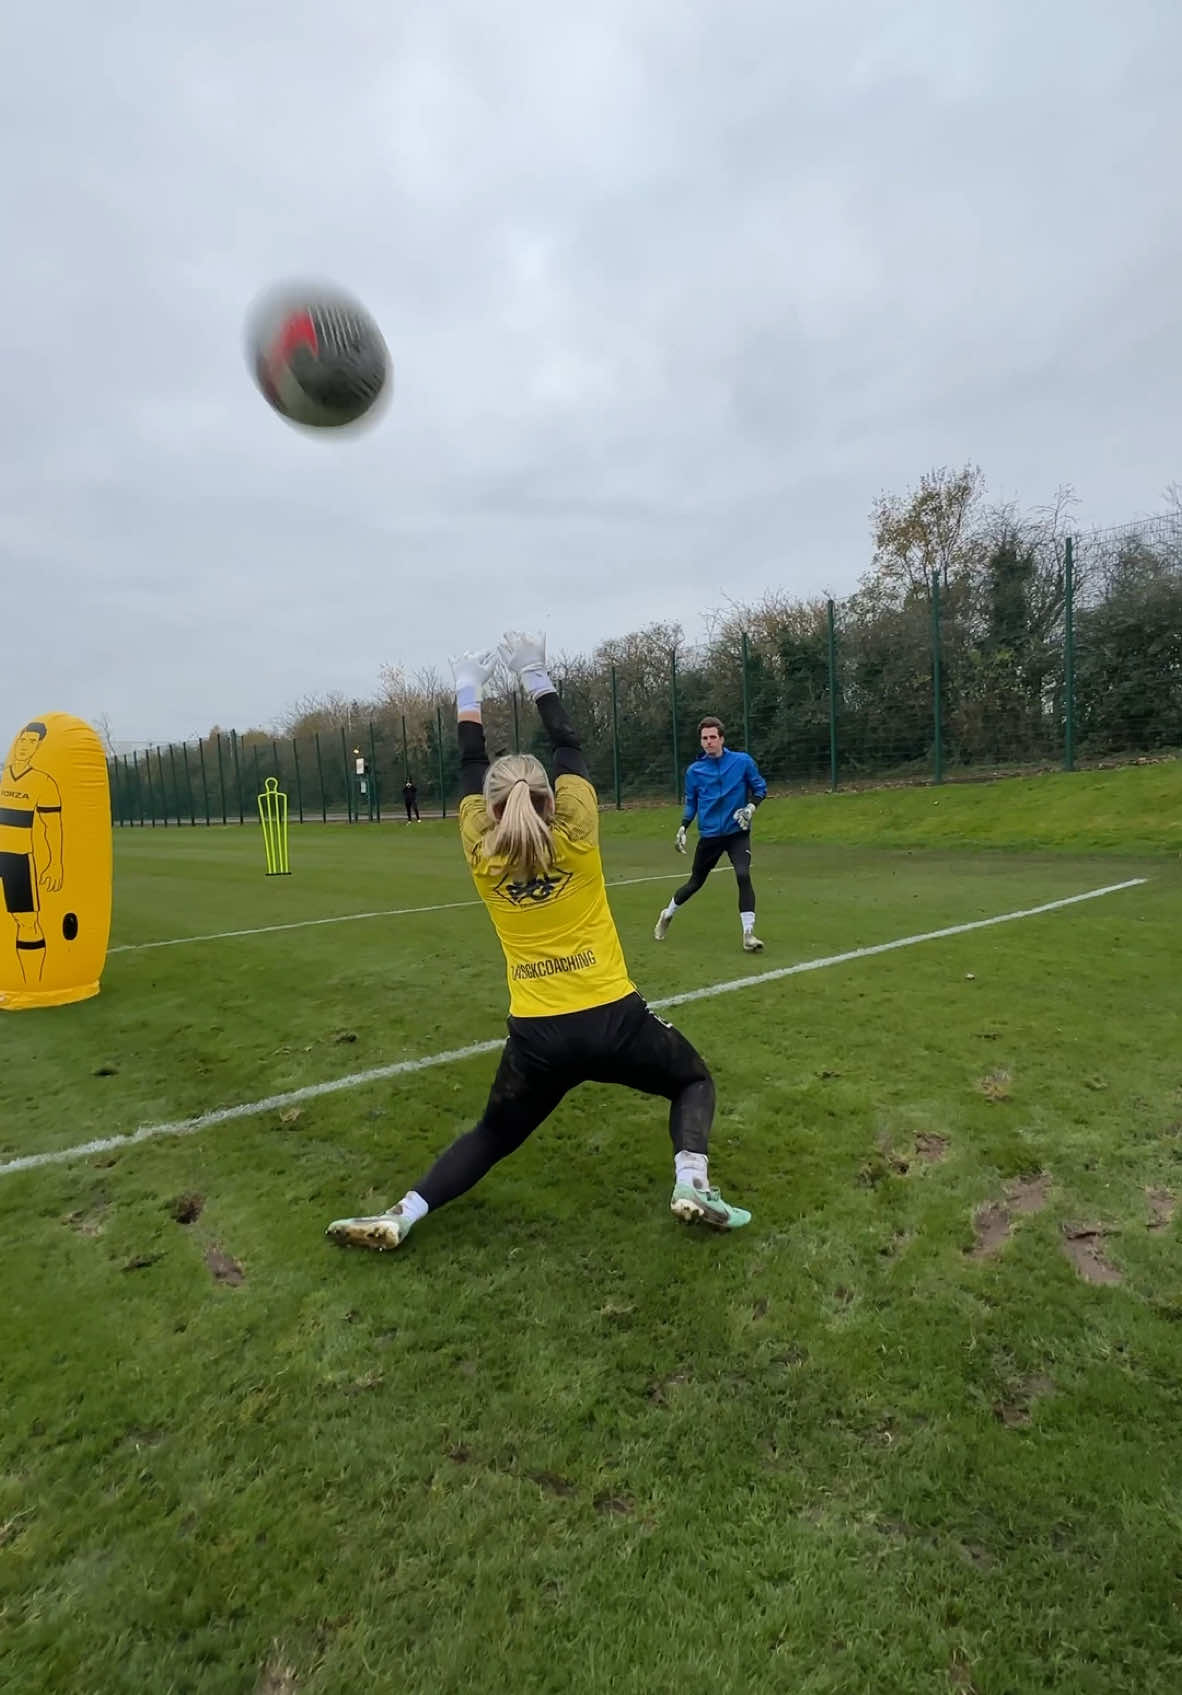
<box><xmin>108</xmin><ymin>516</ymin><xmax>1182</xmax><ymax>825</ymax></box>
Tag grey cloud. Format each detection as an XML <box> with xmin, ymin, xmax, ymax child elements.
<box><xmin>3</xmin><ymin>0</ymin><xmax>1181</xmax><ymax>742</ymax></box>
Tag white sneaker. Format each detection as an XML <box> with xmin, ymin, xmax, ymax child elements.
<box><xmin>742</xmin><ymin>932</ymin><xmax>764</xmax><ymax>952</ymax></box>
<box><xmin>325</xmin><ymin>1206</ymin><xmax>412</xmax><ymax>1251</ymax></box>
<box><xmin>654</xmin><ymin>910</ymin><xmax>672</xmax><ymax>941</ymax></box>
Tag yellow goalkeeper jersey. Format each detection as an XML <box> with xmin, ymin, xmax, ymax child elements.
<box><xmin>0</xmin><ymin>763</ymin><xmax>62</xmax><ymax>854</ymax></box>
<box><xmin>458</xmin><ymin>773</ymin><xmax>636</xmax><ymax>1018</ymax></box>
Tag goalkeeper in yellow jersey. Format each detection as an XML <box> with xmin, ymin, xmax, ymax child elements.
<box><xmin>327</xmin><ymin>630</ymin><xmax>750</xmax><ymax>1252</ymax></box>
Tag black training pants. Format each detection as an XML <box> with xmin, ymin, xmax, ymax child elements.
<box><xmin>674</xmin><ymin>830</ymin><xmax>755</xmax><ymax>913</ymax></box>
<box><xmin>413</xmin><ymin>992</ymin><xmax>715</xmax><ymax>1210</ymax></box>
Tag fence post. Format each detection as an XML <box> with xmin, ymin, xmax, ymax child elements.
<box><xmin>827</xmin><ymin>598</ymin><xmax>839</xmax><ymax>791</ymax></box>
<box><xmin>251</xmin><ymin>743</ymin><xmax>263</xmax><ymax>818</ymax></box>
<box><xmin>155</xmin><ymin>748</ymin><xmax>169</xmax><ymax>826</ymax></box>
<box><xmin>670</xmin><ymin>649</ymin><xmax>680</xmax><ymax>800</ymax></box>
<box><xmin>180</xmin><ymin>743</ymin><xmax>195</xmax><ymax>824</ymax></box>
<box><xmin>144</xmin><ymin>749</ymin><xmax>157</xmax><ymax>826</ymax></box>
<box><xmin>610</xmin><ymin>664</ymin><xmax>622</xmax><ymax>811</ymax></box>
<box><xmin>339</xmin><ymin>727</ymin><xmax>352</xmax><ymax>823</ymax></box>
<box><xmin>401</xmin><ymin>714</ymin><xmax>409</xmax><ymax>782</ymax></box>
<box><xmin>167</xmin><ymin>745</ymin><xmax>182</xmax><ymax>825</ymax></box>
<box><xmin>215</xmin><ymin>733</ymin><xmax>227</xmax><ymax>825</ymax></box>
<box><xmin>292</xmin><ymin>739</ymin><xmax>305</xmax><ymax>823</ymax></box>
<box><xmin>931</xmin><ymin>574</ymin><xmax>944</xmax><ymax>785</ymax></box>
<box><xmin>1063</xmin><ymin>535</ymin><xmax>1076</xmax><ymax>772</ymax></box>
<box><xmin>512</xmin><ymin>691</ymin><xmax>520</xmax><ymax>754</ymax></box>
<box><xmin>741</xmin><ymin>630</ymin><xmax>751</xmax><ymax>752</ymax></box>
<box><xmin>230</xmin><ymin>730</ymin><xmax>244</xmax><ymax>824</ymax></box>
<box><xmin>197</xmin><ymin>740</ymin><xmax>211</xmax><ymax>825</ymax></box>
<box><xmin>314</xmin><ymin>732</ymin><xmax>327</xmax><ymax>822</ymax></box>
<box><xmin>436</xmin><ymin>705</ymin><xmax>447</xmax><ymax>818</ymax></box>
<box><xmin>369</xmin><ymin>720</ymin><xmax>380</xmax><ymax>821</ymax></box>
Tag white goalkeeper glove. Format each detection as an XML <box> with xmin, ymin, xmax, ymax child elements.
<box><xmin>499</xmin><ymin>630</ymin><xmax>554</xmax><ymax>699</ymax></box>
<box><xmin>450</xmin><ymin>649</ymin><xmax>499</xmax><ymax>713</ymax></box>
<box><xmin>733</xmin><ymin>804</ymin><xmax>756</xmax><ymax>831</ymax></box>
<box><xmin>675</xmin><ymin>824</ymin><xmax>688</xmax><ymax>854</ymax></box>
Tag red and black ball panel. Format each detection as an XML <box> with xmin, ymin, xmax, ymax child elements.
<box><xmin>248</xmin><ymin>287</ymin><xmax>390</xmax><ymax>430</ymax></box>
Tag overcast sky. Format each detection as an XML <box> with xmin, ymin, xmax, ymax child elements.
<box><xmin>3</xmin><ymin>0</ymin><xmax>1180</xmax><ymax>747</ymax></box>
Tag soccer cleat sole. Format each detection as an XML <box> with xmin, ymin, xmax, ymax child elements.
<box><xmin>670</xmin><ymin>1195</ymin><xmax>750</xmax><ymax>1231</ymax></box>
<box><xmin>325</xmin><ymin>1217</ymin><xmax>407</xmax><ymax>1252</ymax></box>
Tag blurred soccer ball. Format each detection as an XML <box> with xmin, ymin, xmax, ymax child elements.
<box><xmin>247</xmin><ymin>284</ymin><xmax>390</xmax><ymax>431</ymax></box>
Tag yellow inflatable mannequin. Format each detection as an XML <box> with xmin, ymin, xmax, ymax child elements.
<box><xmin>0</xmin><ymin>714</ymin><xmax>112</xmax><ymax>1011</ymax></box>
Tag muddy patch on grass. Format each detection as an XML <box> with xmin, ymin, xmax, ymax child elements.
<box><xmin>62</xmin><ymin>1205</ymin><xmax>107</xmax><ymax>1238</ymax></box>
<box><xmin>527</xmin><ymin>1470</ymin><xmax>577</xmax><ymax>1498</ymax></box>
<box><xmin>994</xmin><ymin>1373</ymin><xmax>1055</xmax><ymax>1427</ymax></box>
<box><xmin>949</xmin><ymin>1655</ymin><xmax>979</xmax><ymax>1693</ymax></box>
<box><xmin>594</xmin><ymin>1492</ymin><xmax>635</xmax><ymax>1517</ymax></box>
<box><xmin>204</xmin><ymin>1246</ymin><xmax>245</xmax><ymax>1285</ymax></box>
<box><xmin>1146</xmin><ymin>1188</ymin><xmax>1176</xmax><ymax>1232</ymax></box>
<box><xmin>977</xmin><ymin>1068</ymin><xmax>1013</xmax><ymax>1103</ymax></box>
<box><xmin>968</xmin><ymin>1203</ymin><xmax>1012</xmax><ymax>1259</ymax></box>
<box><xmin>256</xmin><ymin>1655</ymin><xmax>299</xmax><ymax>1695</ymax></box>
<box><xmin>646</xmin><ymin>1370</ymin><xmax>693</xmax><ymax>1406</ymax></box>
<box><xmin>968</xmin><ymin>1173</ymin><xmax>1051</xmax><ymax>1259</ymax></box>
<box><xmin>858</xmin><ymin>1134</ymin><xmax>911</xmax><ymax>1186</ymax></box>
<box><xmin>1061</xmin><ymin>1224</ymin><xmax>1121</xmax><ymax>1286</ymax></box>
<box><xmin>122</xmin><ymin>1251</ymin><xmax>163</xmax><ymax>1272</ymax></box>
<box><xmin>914</xmin><ymin>1133</ymin><xmax>949</xmax><ymax>1163</ymax></box>
<box><xmin>1006</xmin><ymin>1173</ymin><xmax>1051</xmax><ymax>1214</ymax></box>
<box><xmin>168</xmin><ymin>1192</ymin><xmax>204</xmax><ymax>1225</ymax></box>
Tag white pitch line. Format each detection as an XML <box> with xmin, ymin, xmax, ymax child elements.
<box><xmin>0</xmin><ymin>878</ymin><xmax>1146</xmax><ymax>1180</ymax></box>
<box><xmin>107</xmin><ymin>873</ymin><xmax>683</xmax><ymax>954</ymax></box>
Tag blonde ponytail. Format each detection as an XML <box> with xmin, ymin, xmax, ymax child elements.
<box><xmin>481</xmin><ymin>754</ymin><xmax>555</xmax><ymax>879</ymax></box>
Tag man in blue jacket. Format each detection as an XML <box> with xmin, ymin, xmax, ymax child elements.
<box><xmin>654</xmin><ymin>716</ymin><xmax>768</xmax><ymax>952</ymax></box>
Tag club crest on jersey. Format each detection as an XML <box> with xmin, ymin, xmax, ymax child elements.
<box><xmin>494</xmin><ymin>867</ymin><xmax>573</xmax><ymax>906</ymax></box>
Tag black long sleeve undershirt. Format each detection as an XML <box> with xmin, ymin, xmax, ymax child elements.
<box><xmin>458</xmin><ymin>719</ymin><xmax>489</xmax><ymax>799</ymax></box>
<box><xmin>535</xmin><ymin>690</ymin><xmax>590</xmax><ymax>781</ymax></box>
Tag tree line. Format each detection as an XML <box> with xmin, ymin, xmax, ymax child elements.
<box><xmin>210</xmin><ymin>467</ymin><xmax>1182</xmax><ymax>803</ymax></box>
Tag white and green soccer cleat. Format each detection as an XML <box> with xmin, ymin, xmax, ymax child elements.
<box><xmin>325</xmin><ymin>1206</ymin><xmax>413</xmax><ymax>1252</ymax></box>
<box><xmin>670</xmin><ymin>1181</ymin><xmax>751</xmax><ymax>1231</ymax></box>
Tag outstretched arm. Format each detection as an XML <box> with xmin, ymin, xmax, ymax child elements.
<box><xmin>451</xmin><ymin>651</ymin><xmax>498</xmax><ymax>798</ymax></box>
<box><xmin>499</xmin><ymin>631</ymin><xmax>590</xmax><ymax>782</ymax></box>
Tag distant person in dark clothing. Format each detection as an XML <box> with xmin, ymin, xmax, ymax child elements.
<box><xmin>403</xmin><ymin>779</ymin><xmax>421</xmax><ymax>822</ymax></box>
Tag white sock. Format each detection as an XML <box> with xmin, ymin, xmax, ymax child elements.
<box><xmin>741</xmin><ymin>910</ymin><xmax>756</xmax><ymax>933</ymax></box>
<box><xmin>675</xmin><ymin>1151</ymin><xmax>709</xmax><ymax>1191</ymax></box>
<box><xmin>662</xmin><ymin>900</ymin><xmax>678</xmax><ymax>921</ymax></box>
<box><xmin>395</xmin><ymin>1189</ymin><xmax>429</xmax><ymax>1224</ymax></box>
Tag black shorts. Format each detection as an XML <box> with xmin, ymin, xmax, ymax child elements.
<box><xmin>691</xmin><ymin>831</ymin><xmax>751</xmax><ymax>880</ymax></box>
<box><xmin>495</xmin><ymin>991</ymin><xmax>709</xmax><ymax>1109</ymax></box>
<box><xmin>0</xmin><ymin>852</ymin><xmax>36</xmax><ymax>916</ymax></box>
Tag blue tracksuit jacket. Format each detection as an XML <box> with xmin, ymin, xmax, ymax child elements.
<box><xmin>681</xmin><ymin>748</ymin><xmax>768</xmax><ymax>838</ymax></box>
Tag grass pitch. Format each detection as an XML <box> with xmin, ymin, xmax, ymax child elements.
<box><xmin>2</xmin><ymin>764</ymin><xmax>1180</xmax><ymax>1693</ymax></box>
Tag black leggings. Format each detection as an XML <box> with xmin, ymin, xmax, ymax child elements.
<box><xmin>674</xmin><ymin>831</ymin><xmax>755</xmax><ymax>914</ymax></box>
<box><xmin>414</xmin><ymin>993</ymin><xmax>714</xmax><ymax>1210</ymax></box>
